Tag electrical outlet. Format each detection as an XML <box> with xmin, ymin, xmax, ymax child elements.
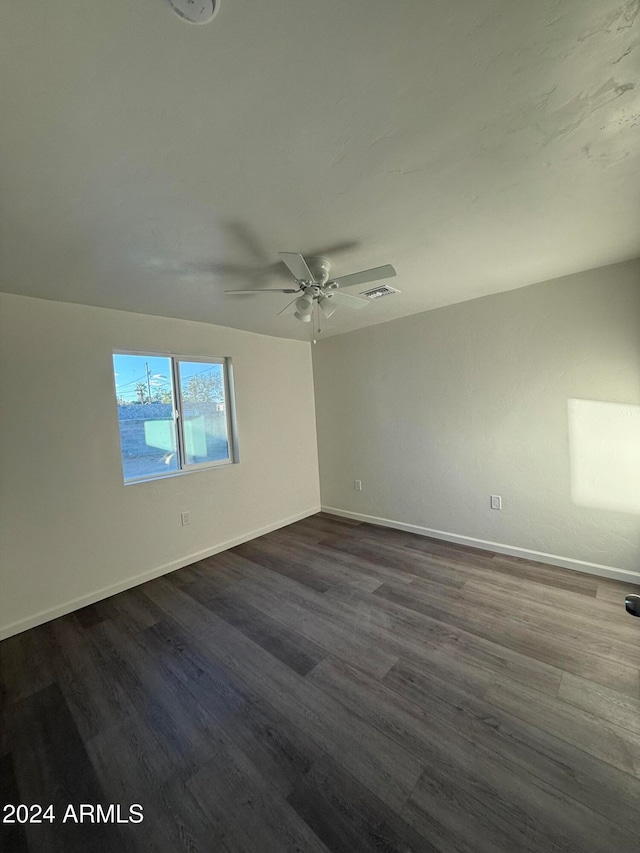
<box><xmin>490</xmin><ymin>495</ymin><xmax>502</xmax><ymax>510</ymax></box>
<box><xmin>354</xmin><ymin>480</ymin><xmax>362</xmax><ymax>491</ymax></box>
<box><xmin>181</xmin><ymin>511</ymin><xmax>191</xmax><ymax>526</ymax></box>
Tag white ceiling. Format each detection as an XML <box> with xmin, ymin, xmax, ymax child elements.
<box><xmin>1</xmin><ymin>0</ymin><xmax>639</xmax><ymax>340</ymax></box>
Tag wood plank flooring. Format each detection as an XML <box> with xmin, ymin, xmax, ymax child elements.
<box><xmin>2</xmin><ymin>513</ymin><xmax>640</xmax><ymax>852</ymax></box>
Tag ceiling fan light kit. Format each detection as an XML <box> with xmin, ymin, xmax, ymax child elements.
<box><xmin>294</xmin><ymin>294</ymin><xmax>313</xmax><ymax>322</ymax></box>
<box><xmin>318</xmin><ymin>294</ymin><xmax>336</xmax><ymax>319</ymax></box>
<box><xmin>225</xmin><ymin>252</ymin><xmax>398</xmax><ymax>334</ymax></box>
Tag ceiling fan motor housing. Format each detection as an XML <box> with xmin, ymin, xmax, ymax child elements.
<box><xmin>305</xmin><ymin>256</ymin><xmax>331</xmax><ymax>285</ymax></box>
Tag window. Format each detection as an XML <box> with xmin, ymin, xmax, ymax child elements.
<box><xmin>112</xmin><ymin>352</ymin><xmax>238</xmax><ymax>483</ymax></box>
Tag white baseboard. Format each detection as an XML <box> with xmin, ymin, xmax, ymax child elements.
<box><xmin>322</xmin><ymin>505</ymin><xmax>640</xmax><ymax>585</ymax></box>
<box><xmin>0</xmin><ymin>506</ymin><xmax>321</xmax><ymax>641</ymax></box>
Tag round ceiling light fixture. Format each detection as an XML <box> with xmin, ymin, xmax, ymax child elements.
<box><xmin>166</xmin><ymin>0</ymin><xmax>220</xmax><ymax>24</ymax></box>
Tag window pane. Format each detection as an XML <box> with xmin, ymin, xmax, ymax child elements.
<box><xmin>113</xmin><ymin>354</ymin><xmax>179</xmax><ymax>481</ymax></box>
<box><xmin>178</xmin><ymin>360</ymin><xmax>230</xmax><ymax>466</ymax></box>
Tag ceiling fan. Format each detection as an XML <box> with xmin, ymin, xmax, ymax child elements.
<box><xmin>225</xmin><ymin>253</ymin><xmax>397</xmax><ymax>328</ymax></box>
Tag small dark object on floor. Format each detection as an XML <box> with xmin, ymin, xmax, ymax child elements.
<box><xmin>625</xmin><ymin>594</ymin><xmax>640</xmax><ymax>616</ymax></box>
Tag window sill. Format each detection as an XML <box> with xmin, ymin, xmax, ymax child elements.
<box><xmin>123</xmin><ymin>458</ymin><xmax>238</xmax><ymax>485</ymax></box>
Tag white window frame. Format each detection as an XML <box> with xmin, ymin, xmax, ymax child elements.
<box><xmin>113</xmin><ymin>350</ymin><xmax>239</xmax><ymax>484</ymax></box>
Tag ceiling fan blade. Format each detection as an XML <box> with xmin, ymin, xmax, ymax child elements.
<box><xmin>329</xmin><ymin>292</ymin><xmax>370</xmax><ymax>310</ymax></box>
<box><xmin>225</xmin><ymin>288</ymin><xmax>299</xmax><ymax>294</ymax></box>
<box><xmin>279</xmin><ymin>252</ymin><xmax>314</xmax><ymax>282</ymax></box>
<box><xmin>331</xmin><ymin>264</ymin><xmax>396</xmax><ymax>290</ymax></box>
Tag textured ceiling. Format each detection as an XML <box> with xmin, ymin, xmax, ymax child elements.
<box><xmin>1</xmin><ymin>0</ymin><xmax>639</xmax><ymax>340</ymax></box>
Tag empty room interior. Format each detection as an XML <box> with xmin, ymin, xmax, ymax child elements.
<box><xmin>1</xmin><ymin>2</ymin><xmax>640</xmax><ymax>852</ymax></box>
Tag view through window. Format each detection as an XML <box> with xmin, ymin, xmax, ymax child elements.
<box><xmin>113</xmin><ymin>352</ymin><xmax>237</xmax><ymax>483</ymax></box>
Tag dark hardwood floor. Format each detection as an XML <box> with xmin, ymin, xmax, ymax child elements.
<box><xmin>2</xmin><ymin>513</ymin><xmax>640</xmax><ymax>852</ymax></box>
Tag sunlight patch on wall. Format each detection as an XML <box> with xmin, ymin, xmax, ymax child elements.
<box><xmin>568</xmin><ymin>399</ymin><xmax>640</xmax><ymax>515</ymax></box>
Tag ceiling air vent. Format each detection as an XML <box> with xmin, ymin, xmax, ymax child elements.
<box><xmin>360</xmin><ymin>284</ymin><xmax>401</xmax><ymax>299</ymax></box>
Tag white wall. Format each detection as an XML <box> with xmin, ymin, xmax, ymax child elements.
<box><xmin>313</xmin><ymin>259</ymin><xmax>640</xmax><ymax>580</ymax></box>
<box><xmin>0</xmin><ymin>294</ymin><xmax>320</xmax><ymax>638</ymax></box>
